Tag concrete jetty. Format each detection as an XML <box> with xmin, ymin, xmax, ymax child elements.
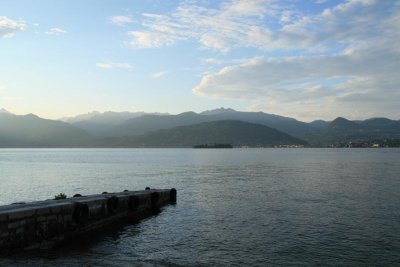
<box><xmin>0</xmin><ymin>188</ymin><xmax>177</xmax><ymax>253</ymax></box>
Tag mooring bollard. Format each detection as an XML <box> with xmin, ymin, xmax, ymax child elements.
<box><xmin>170</xmin><ymin>188</ymin><xmax>177</xmax><ymax>203</ymax></box>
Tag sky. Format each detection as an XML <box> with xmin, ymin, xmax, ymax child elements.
<box><xmin>0</xmin><ymin>0</ymin><xmax>399</xmax><ymax>121</ymax></box>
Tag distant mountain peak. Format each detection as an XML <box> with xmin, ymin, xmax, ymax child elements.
<box><xmin>178</xmin><ymin>111</ymin><xmax>198</xmax><ymax>116</ymax></box>
<box><xmin>329</xmin><ymin>117</ymin><xmax>357</xmax><ymax>125</ymax></box>
<box><xmin>0</xmin><ymin>108</ymin><xmax>10</xmax><ymax>114</ymax></box>
<box><xmin>332</xmin><ymin>117</ymin><xmax>349</xmax><ymax>122</ymax></box>
<box><xmin>201</xmin><ymin>107</ymin><xmax>237</xmax><ymax>115</ymax></box>
<box><xmin>25</xmin><ymin>113</ymin><xmax>39</xmax><ymax>118</ymax></box>
<box><xmin>323</xmin><ymin>117</ymin><xmax>361</xmax><ymax>132</ymax></box>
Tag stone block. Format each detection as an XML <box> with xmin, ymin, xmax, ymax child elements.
<box><xmin>36</xmin><ymin>206</ymin><xmax>51</xmax><ymax>216</ymax></box>
<box><xmin>8</xmin><ymin>220</ymin><xmax>25</xmax><ymax>229</ymax></box>
<box><xmin>16</xmin><ymin>227</ymin><xmax>24</xmax><ymax>235</ymax></box>
<box><xmin>47</xmin><ymin>214</ymin><xmax>57</xmax><ymax>221</ymax></box>
<box><xmin>36</xmin><ymin>216</ymin><xmax>48</xmax><ymax>223</ymax></box>
<box><xmin>8</xmin><ymin>208</ymin><xmax>35</xmax><ymax>221</ymax></box>
<box><xmin>0</xmin><ymin>212</ymin><xmax>8</xmax><ymax>222</ymax></box>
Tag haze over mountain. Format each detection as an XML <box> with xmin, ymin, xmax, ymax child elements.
<box><xmin>61</xmin><ymin>111</ymin><xmax>169</xmax><ymax>136</ymax></box>
<box><xmin>96</xmin><ymin>120</ymin><xmax>307</xmax><ymax>148</ymax></box>
<box><xmin>62</xmin><ymin>111</ymin><xmax>169</xmax><ymax>124</ymax></box>
<box><xmin>0</xmin><ymin>108</ymin><xmax>11</xmax><ymax>114</ymax></box>
<box><xmin>0</xmin><ymin>111</ymin><xmax>92</xmax><ymax>147</ymax></box>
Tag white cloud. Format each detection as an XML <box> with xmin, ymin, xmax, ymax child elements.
<box><xmin>150</xmin><ymin>71</ymin><xmax>167</xmax><ymax>78</ymax></box>
<box><xmin>0</xmin><ymin>85</ymin><xmax>6</xmax><ymax>91</ymax></box>
<box><xmin>201</xmin><ymin>57</ymin><xmax>225</xmax><ymax>65</ymax></box>
<box><xmin>200</xmin><ymin>57</ymin><xmax>255</xmax><ymax>66</ymax></box>
<box><xmin>96</xmin><ymin>62</ymin><xmax>133</xmax><ymax>69</ymax></box>
<box><xmin>45</xmin><ymin>28</ymin><xmax>67</xmax><ymax>35</ymax></box>
<box><xmin>0</xmin><ymin>16</ymin><xmax>26</xmax><ymax>38</ymax></box>
<box><xmin>126</xmin><ymin>0</ymin><xmax>395</xmax><ymax>54</ymax></box>
<box><xmin>109</xmin><ymin>15</ymin><xmax>133</xmax><ymax>26</ymax></box>
<box><xmin>193</xmin><ymin>44</ymin><xmax>400</xmax><ymax>120</ymax></box>
<box><xmin>192</xmin><ymin>1</ymin><xmax>400</xmax><ymax>120</ymax></box>
<box><xmin>127</xmin><ymin>31</ymin><xmax>179</xmax><ymax>48</ymax></box>
<box><xmin>127</xmin><ymin>0</ymin><xmax>280</xmax><ymax>52</ymax></box>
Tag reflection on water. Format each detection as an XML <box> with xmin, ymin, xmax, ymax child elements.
<box><xmin>0</xmin><ymin>148</ymin><xmax>400</xmax><ymax>266</ymax></box>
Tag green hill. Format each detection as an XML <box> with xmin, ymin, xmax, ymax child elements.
<box><xmin>96</xmin><ymin>120</ymin><xmax>308</xmax><ymax>148</ymax></box>
<box><xmin>116</xmin><ymin>109</ymin><xmax>317</xmax><ymax>139</ymax></box>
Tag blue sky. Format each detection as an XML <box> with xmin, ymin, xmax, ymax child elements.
<box><xmin>0</xmin><ymin>0</ymin><xmax>399</xmax><ymax>121</ymax></box>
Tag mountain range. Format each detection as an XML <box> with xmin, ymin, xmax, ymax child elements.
<box><xmin>95</xmin><ymin>120</ymin><xmax>307</xmax><ymax>148</ymax></box>
<box><xmin>305</xmin><ymin>117</ymin><xmax>400</xmax><ymax>146</ymax></box>
<box><xmin>64</xmin><ymin>108</ymin><xmax>317</xmax><ymax>139</ymax></box>
<box><xmin>0</xmin><ymin>108</ymin><xmax>399</xmax><ymax>147</ymax></box>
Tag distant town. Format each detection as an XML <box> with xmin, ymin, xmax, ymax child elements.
<box><xmin>328</xmin><ymin>139</ymin><xmax>400</xmax><ymax>148</ymax></box>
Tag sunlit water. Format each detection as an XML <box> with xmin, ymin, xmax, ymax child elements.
<box><xmin>0</xmin><ymin>148</ymin><xmax>400</xmax><ymax>266</ymax></box>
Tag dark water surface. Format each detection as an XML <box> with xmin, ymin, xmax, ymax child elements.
<box><xmin>0</xmin><ymin>148</ymin><xmax>399</xmax><ymax>266</ymax></box>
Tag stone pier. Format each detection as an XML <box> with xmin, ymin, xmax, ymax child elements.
<box><xmin>0</xmin><ymin>188</ymin><xmax>176</xmax><ymax>253</ymax></box>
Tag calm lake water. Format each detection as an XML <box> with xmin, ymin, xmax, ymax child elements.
<box><xmin>0</xmin><ymin>148</ymin><xmax>400</xmax><ymax>266</ymax></box>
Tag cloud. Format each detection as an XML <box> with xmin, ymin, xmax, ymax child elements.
<box><xmin>125</xmin><ymin>0</ymin><xmax>396</xmax><ymax>55</ymax></box>
<box><xmin>193</xmin><ymin>45</ymin><xmax>400</xmax><ymax>120</ymax></box>
<box><xmin>127</xmin><ymin>31</ymin><xmax>179</xmax><ymax>48</ymax></box>
<box><xmin>121</xmin><ymin>1</ymin><xmax>400</xmax><ymax>120</ymax></box>
<box><xmin>150</xmin><ymin>71</ymin><xmax>167</xmax><ymax>78</ymax></box>
<box><xmin>0</xmin><ymin>16</ymin><xmax>26</xmax><ymax>38</ymax></box>
<box><xmin>192</xmin><ymin>1</ymin><xmax>400</xmax><ymax>120</ymax></box>
<box><xmin>96</xmin><ymin>62</ymin><xmax>133</xmax><ymax>69</ymax></box>
<box><xmin>109</xmin><ymin>15</ymin><xmax>133</xmax><ymax>26</ymax></box>
<box><xmin>127</xmin><ymin>0</ymin><xmax>281</xmax><ymax>52</ymax></box>
<box><xmin>107</xmin><ymin>1</ymin><xmax>399</xmax><ymax>120</ymax></box>
<box><xmin>45</xmin><ymin>28</ymin><xmax>67</xmax><ymax>35</ymax></box>
<box><xmin>201</xmin><ymin>57</ymin><xmax>225</xmax><ymax>65</ymax></box>
<box><xmin>0</xmin><ymin>85</ymin><xmax>6</xmax><ymax>91</ymax></box>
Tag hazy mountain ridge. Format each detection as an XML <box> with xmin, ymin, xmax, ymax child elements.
<box><xmin>0</xmin><ymin>112</ymin><xmax>92</xmax><ymax>147</ymax></box>
<box><xmin>62</xmin><ymin>111</ymin><xmax>169</xmax><ymax>136</ymax></box>
<box><xmin>62</xmin><ymin>111</ymin><xmax>160</xmax><ymax>124</ymax></box>
<box><xmin>200</xmin><ymin>107</ymin><xmax>237</xmax><ymax>115</ymax></box>
<box><xmin>0</xmin><ymin>108</ymin><xmax>11</xmax><ymax>114</ymax></box>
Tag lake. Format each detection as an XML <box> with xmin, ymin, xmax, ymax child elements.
<box><xmin>0</xmin><ymin>148</ymin><xmax>399</xmax><ymax>266</ymax></box>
